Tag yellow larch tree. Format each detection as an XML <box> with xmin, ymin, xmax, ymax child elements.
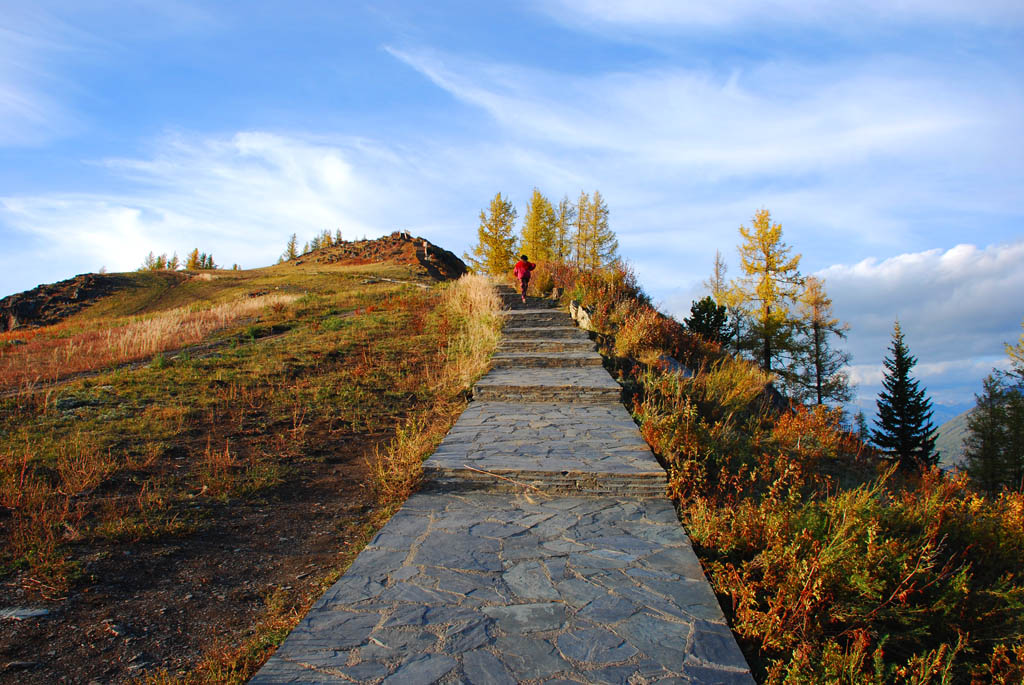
<box><xmin>728</xmin><ymin>209</ymin><xmax>803</xmax><ymax>375</ymax></box>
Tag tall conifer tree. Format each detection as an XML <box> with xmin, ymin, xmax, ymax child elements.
<box><xmin>791</xmin><ymin>276</ymin><xmax>852</xmax><ymax>405</ymax></box>
<box><xmin>572</xmin><ymin>190</ymin><xmax>618</xmax><ymax>270</ymax></box>
<box><xmin>553</xmin><ymin>195</ymin><xmax>576</xmax><ymax>263</ymax></box>
<box><xmin>872</xmin><ymin>321</ymin><xmax>937</xmax><ymax>469</ymax></box>
<box><xmin>728</xmin><ymin>209</ymin><xmax>803</xmax><ymax>375</ymax></box>
<box><xmin>964</xmin><ymin>319</ymin><xmax>1024</xmax><ymax>492</ymax></box>
<box><xmin>464</xmin><ymin>192</ymin><xmax>518</xmax><ymax>275</ymax></box>
<box><xmin>520</xmin><ymin>188</ymin><xmax>556</xmax><ymax>262</ymax></box>
<box><xmin>703</xmin><ymin>250</ymin><xmax>729</xmax><ymax>304</ymax></box>
<box><xmin>572</xmin><ymin>191</ymin><xmax>590</xmax><ymax>268</ymax></box>
<box><xmin>587</xmin><ymin>190</ymin><xmax>618</xmax><ymax>269</ymax></box>
<box><xmin>280</xmin><ymin>234</ymin><xmax>298</xmax><ymax>263</ymax></box>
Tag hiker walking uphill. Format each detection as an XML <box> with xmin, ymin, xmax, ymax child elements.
<box><xmin>513</xmin><ymin>255</ymin><xmax>536</xmax><ymax>303</ymax></box>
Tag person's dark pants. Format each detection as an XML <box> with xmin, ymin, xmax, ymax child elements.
<box><xmin>519</xmin><ymin>277</ymin><xmax>529</xmax><ymax>298</ymax></box>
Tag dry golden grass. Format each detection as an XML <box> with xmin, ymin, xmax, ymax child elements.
<box><xmin>369</xmin><ymin>274</ymin><xmax>501</xmax><ymax>505</ymax></box>
<box><xmin>0</xmin><ymin>293</ymin><xmax>298</xmax><ymax>390</ymax></box>
<box><xmin>436</xmin><ymin>273</ymin><xmax>502</xmax><ymax>393</ymax></box>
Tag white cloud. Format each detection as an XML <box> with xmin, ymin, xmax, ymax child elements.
<box><xmin>389</xmin><ymin>47</ymin><xmax>989</xmax><ymax>182</ymax></box>
<box><xmin>817</xmin><ymin>242</ymin><xmax>1024</xmax><ymax>418</ymax></box>
<box><xmin>821</xmin><ymin>241</ymin><xmax>1024</xmax><ymax>365</ymax></box>
<box><xmin>0</xmin><ymin>131</ymin><xmax>471</xmax><ymax>284</ymax></box>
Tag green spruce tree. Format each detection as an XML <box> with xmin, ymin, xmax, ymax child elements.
<box><xmin>464</xmin><ymin>192</ymin><xmax>518</xmax><ymax>275</ymax></box>
<box><xmin>684</xmin><ymin>296</ymin><xmax>733</xmax><ymax>344</ymax></box>
<box><xmin>964</xmin><ymin>320</ymin><xmax>1024</xmax><ymax>492</ymax></box>
<box><xmin>872</xmin><ymin>321</ymin><xmax>937</xmax><ymax>470</ymax></box>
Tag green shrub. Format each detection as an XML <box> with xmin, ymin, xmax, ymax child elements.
<box><xmin>321</xmin><ymin>316</ymin><xmax>348</xmax><ymax>331</ymax></box>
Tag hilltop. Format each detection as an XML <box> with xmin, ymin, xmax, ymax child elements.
<box><xmin>0</xmin><ymin>232</ymin><xmax>465</xmax><ymax>333</ymax></box>
<box><xmin>0</xmin><ymin>236</ymin><xmax>482</xmax><ymax>682</ymax></box>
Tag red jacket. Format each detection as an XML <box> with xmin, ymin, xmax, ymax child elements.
<box><xmin>513</xmin><ymin>260</ymin><xmax>536</xmax><ymax>279</ymax></box>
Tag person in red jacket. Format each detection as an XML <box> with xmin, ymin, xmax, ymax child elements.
<box><xmin>513</xmin><ymin>255</ymin><xmax>536</xmax><ymax>303</ymax></box>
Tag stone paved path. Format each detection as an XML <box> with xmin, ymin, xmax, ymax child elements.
<box><xmin>251</xmin><ymin>287</ymin><xmax>753</xmax><ymax>684</ymax></box>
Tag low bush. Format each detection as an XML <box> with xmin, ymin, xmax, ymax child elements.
<box><xmin>558</xmin><ymin>262</ymin><xmax>1024</xmax><ymax>683</ymax></box>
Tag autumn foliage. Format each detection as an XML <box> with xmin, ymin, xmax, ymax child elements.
<box><xmin>559</xmin><ymin>264</ymin><xmax>1024</xmax><ymax>683</ymax></box>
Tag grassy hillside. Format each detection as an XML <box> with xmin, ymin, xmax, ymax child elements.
<box><xmin>0</xmin><ymin>253</ymin><xmax>499</xmax><ymax>683</ymax></box>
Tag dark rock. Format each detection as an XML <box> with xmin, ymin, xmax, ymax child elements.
<box><xmin>0</xmin><ymin>273</ymin><xmax>134</xmax><ymax>332</ymax></box>
<box><xmin>492</xmin><ymin>636</ymin><xmax>572</xmax><ymax>680</ymax></box>
<box><xmin>557</xmin><ymin>629</ymin><xmax>638</xmax><ymax>664</ymax></box>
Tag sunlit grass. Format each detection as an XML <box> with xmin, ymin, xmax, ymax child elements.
<box><xmin>0</xmin><ymin>293</ymin><xmax>297</xmax><ymax>389</ymax></box>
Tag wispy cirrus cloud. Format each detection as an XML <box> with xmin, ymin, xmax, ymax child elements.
<box><xmin>540</xmin><ymin>0</ymin><xmax>1024</xmax><ymax>30</ymax></box>
<box><xmin>386</xmin><ymin>46</ymin><xmax>1017</xmax><ymax>195</ymax></box>
<box><xmin>0</xmin><ymin>12</ymin><xmax>80</xmax><ymax>145</ymax></box>
<box><xmin>0</xmin><ymin>130</ymin><xmax>478</xmax><ymax>283</ymax></box>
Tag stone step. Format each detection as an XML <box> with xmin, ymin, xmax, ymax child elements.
<box><xmin>501</xmin><ymin>312</ymin><xmax>574</xmax><ymax>327</ymax></box>
<box><xmin>491</xmin><ymin>352</ymin><xmax>603</xmax><ymax>368</ymax></box>
<box><xmin>503</xmin><ymin>326</ymin><xmax>589</xmax><ymax>340</ymax></box>
<box><xmin>423</xmin><ymin>469</ymin><xmax>665</xmax><ymax>496</ymax></box>
<box><xmin>498</xmin><ymin>338</ymin><xmax>596</xmax><ymax>353</ymax></box>
<box><xmin>502</xmin><ymin>300</ymin><xmax>560</xmax><ymax>311</ymax></box>
<box><xmin>473</xmin><ymin>367</ymin><xmax>621</xmax><ymax>403</ymax></box>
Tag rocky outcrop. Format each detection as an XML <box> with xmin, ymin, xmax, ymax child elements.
<box><xmin>0</xmin><ymin>273</ymin><xmax>130</xmax><ymax>332</ymax></box>
<box><xmin>290</xmin><ymin>232</ymin><xmax>468</xmax><ymax>281</ymax></box>
<box><xmin>568</xmin><ymin>299</ymin><xmax>595</xmax><ymax>332</ymax></box>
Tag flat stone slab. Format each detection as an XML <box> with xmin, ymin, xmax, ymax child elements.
<box><xmin>502</xmin><ymin>326</ymin><xmax>589</xmax><ymax>340</ymax></box>
<box><xmin>500</xmin><ymin>307</ymin><xmax>571</xmax><ymax>316</ymax></box>
<box><xmin>473</xmin><ymin>367</ymin><xmax>621</xmax><ymax>403</ymax></box>
<box><xmin>491</xmin><ymin>351</ymin><xmax>604</xmax><ymax>368</ymax></box>
<box><xmin>498</xmin><ymin>338</ymin><xmax>597</xmax><ymax>353</ymax></box>
<box><xmin>251</xmin><ymin>493</ymin><xmax>752</xmax><ymax>684</ymax></box>
<box><xmin>425</xmin><ymin>401</ymin><xmax>663</xmax><ymax>480</ymax></box>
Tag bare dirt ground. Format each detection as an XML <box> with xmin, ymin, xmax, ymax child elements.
<box><xmin>0</xmin><ymin>439</ymin><xmax>384</xmax><ymax>683</ymax></box>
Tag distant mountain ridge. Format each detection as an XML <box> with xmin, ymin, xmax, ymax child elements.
<box><xmin>934</xmin><ymin>407</ymin><xmax>972</xmax><ymax>469</ymax></box>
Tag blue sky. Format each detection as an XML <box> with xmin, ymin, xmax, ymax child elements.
<box><xmin>2</xmin><ymin>0</ymin><xmax>1023</xmax><ymax>423</ymax></box>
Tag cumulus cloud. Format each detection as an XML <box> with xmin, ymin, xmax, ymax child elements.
<box><xmin>817</xmin><ymin>241</ymin><xmax>1024</xmax><ymax>417</ymax></box>
<box><xmin>821</xmin><ymin>241</ymin><xmax>1024</xmax><ymax>364</ymax></box>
